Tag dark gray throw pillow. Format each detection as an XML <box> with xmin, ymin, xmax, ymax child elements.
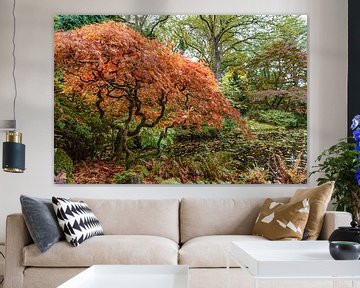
<box><xmin>20</xmin><ymin>195</ymin><xmax>64</xmax><ymax>253</ymax></box>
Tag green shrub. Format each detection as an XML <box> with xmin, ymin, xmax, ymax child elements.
<box><xmin>248</xmin><ymin>89</ymin><xmax>307</xmax><ymax>116</ymax></box>
<box><xmin>220</xmin><ymin>70</ymin><xmax>249</xmax><ymax>114</ymax></box>
<box><xmin>183</xmin><ymin>152</ymin><xmax>236</xmax><ymax>182</ymax></box>
<box><xmin>54</xmin><ymin>148</ymin><xmax>73</xmax><ymax>183</ymax></box>
<box><xmin>54</xmin><ymin>15</ymin><xmax>109</xmax><ymax>31</ymax></box>
<box><xmin>248</xmin><ymin>109</ymin><xmax>304</xmax><ymax>128</ymax></box>
<box><xmin>139</xmin><ymin>127</ymin><xmax>175</xmax><ymax>150</ymax></box>
<box><xmin>175</xmin><ymin>127</ymin><xmax>221</xmax><ymax>141</ymax></box>
<box><xmin>222</xmin><ymin>118</ymin><xmax>239</xmax><ymax>132</ymax></box>
<box><xmin>161</xmin><ymin>178</ymin><xmax>181</xmax><ymax>184</ymax></box>
<box><xmin>132</xmin><ymin>165</ymin><xmax>149</xmax><ymax>177</ymax></box>
<box><xmin>175</xmin><ymin>119</ymin><xmax>240</xmax><ymax>142</ymax></box>
<box><xmin>113</xmin><ymin>171</ymin><xmax>143</xmax><ymax>184</ymax></box>
<box><xmin>54</xmin><ymin>96</ymin><xmax>112</xmax><ymax>161</ymax></box>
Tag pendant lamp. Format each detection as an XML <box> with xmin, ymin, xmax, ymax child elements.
<box><xmin>1</xmin><ymin>0</ymin><xmax>26</xmax><ymax>173</ymax></box>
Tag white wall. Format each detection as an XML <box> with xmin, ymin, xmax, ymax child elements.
<box><xmin>0</xmin><ymin>0</ymin><xmax>348</xmax><ymax>242</ymax></box>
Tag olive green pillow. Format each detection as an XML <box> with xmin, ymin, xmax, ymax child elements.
<box><xmin>252</xmin><ymin>198</ymin><xmax>310</xmax><ymax>240</ymax></box>
<box><xmin>290</xmin><ymin>181</ymin><xmax>334</xmax><ymax>240</ymax></box>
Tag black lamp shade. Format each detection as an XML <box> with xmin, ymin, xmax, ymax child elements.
<box><xmin>3</xmin><ymin>141</ymin><xmax>25</xmax><ymax>173</ymax></box>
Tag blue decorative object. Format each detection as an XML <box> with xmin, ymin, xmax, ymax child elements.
<box><xmin>351</xmin><ymin>115</ymin><xmax>360</xmax><ymax>185</ymax></box>
<box><xmin>356</xmin><ymin>168</ymin><xmax>360</xmax><ymax>186</ymax></box>
<box><xmin>352</xmin><ymin>115</ymin><xmax>360</xmax><ymax>130</ymax></box>
<box><xmin>356</xmin><ymin>142</ymin><xmax>360</xmax><ymax>152</ymax></box>
<box><xmin>353</xmin><ymin>128</ymin><xmax>360</xmax><ymax>142</ymax></box>
<box><xmin>351</xmin><ymin>115</ymin><xmax>360</xmax><ymax>130</ymax></box>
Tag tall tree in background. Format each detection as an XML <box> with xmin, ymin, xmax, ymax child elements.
<box><xmin>54</xmin><ymin>21</ymin><xmax>250</xmax><ymax>169</ymax></box>
<box><xmin>271</xmin><ymin>15</ymin><xmax>307</xmax><ymax>50</ymax></box>
<box><xmin>248</xmin><ymin>41</ymin><xmax>307</xmax><ymax>91</ymax></box>
<box><xmin>245</xmin><ymin>15</ymin><xmax>307</xmax><ymax>91</ymax></box>
<box><xmin>167</xmin><ymin>15</ymin><xmax>273</xmax><ymax>81</ymax></box>
<box><xmin>120</xmin><ymin>15</ymin><xmax>169</xmax><ymax>38</ymax></box>
<box><xmin>54</xmin><ymin>15</ymin><xmax>169</xmax><ymax>38</ymax></box>
<box><xmin>219</xmin><ymin>15</ymin><xmax>307</xmax><ymax>113</ymax></box>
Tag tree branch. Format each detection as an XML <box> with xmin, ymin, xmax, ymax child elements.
<box><xmin>96</xmin><ymin>89</ymin><xmax>105</xmax><ymax>118</ymax></box>
<box><xmin>146</xmin><ymin>15</ymin><xmax>170</xmax><ymax>38</ymax></box>
<box><xmin>128</xmin><ymin>91</ymin><xmax>167</xmax><ymax>136</ymax></box>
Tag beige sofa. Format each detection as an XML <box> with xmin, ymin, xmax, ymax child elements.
<box><xmin>4</xmin><ymin>198</ymin><xmax>352</xmax><ymax>288</ymax></box>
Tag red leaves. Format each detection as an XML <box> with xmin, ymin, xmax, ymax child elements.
<box><xmin>54</xmin><ymin>21</ymin><xmax>250</xmax><ymax>138</ymax></box>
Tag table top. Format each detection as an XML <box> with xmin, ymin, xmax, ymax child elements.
<box><xmin>231</xmin><ymin>240</ymin><xmax>360</xmax><ymax>278</ymax></box>
<box><xmin>57</xmin><ymin>265</ymin><xmax>189</xmax><ymax>288</ymax></box>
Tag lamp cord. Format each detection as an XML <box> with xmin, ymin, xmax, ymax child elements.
<box><xmin>0</xmin><ymin>251</ymin><xmax>3</xmax><ymax>284</ymax></box>
<box><xmin>11</xmin><ymin>0</ymin><xmax>17</xmax><ymax>128</ymax></box>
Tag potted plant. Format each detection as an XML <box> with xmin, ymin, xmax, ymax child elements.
<box><xmin>311</xmin><ymin>115</ymin><xmax>360</xmax><ymax>222</ymax></box>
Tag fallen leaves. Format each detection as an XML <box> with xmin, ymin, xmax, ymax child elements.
<box><xmin>72</xmin><ymin>160</ymin><xmax>124</xmax><ymax>184</ymax></box>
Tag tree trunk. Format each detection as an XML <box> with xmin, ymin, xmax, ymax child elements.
<box><xmin>213</xmin><ymin>43</ymin><xmax>222</xmax><ymax>81</ymax></box>
<box><xmin>156</xmin><ymin>126</ymin><xmax>171</xmax><ymax>156</ymax></box>
<box><xmin>351</xmin><ymin>190</ymin><xmax>360</xmax><ymax>223</ymax></box>
<box><xmin>113</xmin><ymin>128</ymin><xmax>132</xmax><ymax>170</ymax></box>
<box><xmin>114</xmin><ymin>128</ymin><xmax>125</xmax><ymax>156</ymax></box>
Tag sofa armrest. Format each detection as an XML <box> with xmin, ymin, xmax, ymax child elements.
<box><xmin>318</xmin><ymin>211</ymin><xmax>352</xmax><ymax>240</ymax></box>
<box><xmin>4</xmin><ymin>213</ymin><xmax>32</xmax><ymax>288</ymax></box>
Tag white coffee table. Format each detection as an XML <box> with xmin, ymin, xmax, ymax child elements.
<box><xmin>57</xmin><ymin>265</ymin><xmax>189</xmax><ymax>288</ymax></box>
<box><xmin>228</xmin><ymin>241</ymin><xmax>360</xmax><ymax>288</ymax></box>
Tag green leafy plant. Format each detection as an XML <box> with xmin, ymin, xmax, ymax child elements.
<box><xmin>311</xmin><ymin>139</ymin><xmax>360</xmax><ymax>220</ymax></box>
<box><xmin>54</xmin><ymin>148</ymin><xmax>73</xmax><ymax>183</ymax></box>
<box><xmin>54</xmin><ymin>96</ymin><xmax>112</xmax><ymax>161</ymax></box>
<box><xmin>161</xmin><ymin>178</ymin><xmax>181</xmax><ymax>184</ymax></box>
<box><xmin>139</xmin><ymin>128</ymin><xmax>175</xmax><ymax>150</ymax></box>
<box><xmin>113</xmin><ymin>171</ymin><xmax>143</xmax><ymax>184</ymax></box>
<box><xmin>248</xmin><ymin>109</ymin><xmax>304</xmax><ymax>128</ymax></box>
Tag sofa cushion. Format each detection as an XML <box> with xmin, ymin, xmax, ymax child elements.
<box><xmin>179</xmin><ymin>235</ymin><xmax>267</xmax><ymax>268</ymax></box>
<box><xmin>290</xmin><ymin>181</ymin><xmax>334</xmax><ymax>240</ymax></box>
<box><xmin>23</xmin><ymin>235</ymin><xmax>178</xmax><ymax>267</ymax></box>
<box><xmin>52</xmin><ymin>197</ymin><xmax>104</xmax><ymax>247</ymax></box>
<box><xmin>72</xmin><ymin>198</ymin><xmax>179</xmax><ymax>243</ymax></box>
<box><xmin>252</xmin><ymin>198</ymin><xmax>310</xmax><ymax>240</ymax></box>
<box><xmin>24</xmin><ymin>268</ymin><xmax>86</xmax><ymax>288</ymax></box>
<box><xmin>20</xmin><ymin>195</ymin><xmax>64</xmax><ymax>253</ymax></box>
<box><xmin>180</xmin><ymin>198</ymin><xmax>289</xmax><ymax>243</ymax></box>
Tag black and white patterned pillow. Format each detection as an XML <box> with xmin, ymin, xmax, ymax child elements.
<box><xmin>52</xmin><ymin>197</ymin><xmax>104</xmax><ymax>247</ymax></box>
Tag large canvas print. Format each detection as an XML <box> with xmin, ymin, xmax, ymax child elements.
<box><xmin>54</xmin><ymin>15</ymin><xmax>307</xmax><ymax>184</ymax></box>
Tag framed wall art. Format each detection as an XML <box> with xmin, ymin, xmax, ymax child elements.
<box><xmin>54</xmin><ymin>14</ymin><xmax>307</xmax><ymax>184</ymax></box>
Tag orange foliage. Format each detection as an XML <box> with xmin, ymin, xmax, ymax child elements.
<box><xmin>54</xmin><ymin>21</ymin><xmax>250</xmax><ymax>135</ymax></box>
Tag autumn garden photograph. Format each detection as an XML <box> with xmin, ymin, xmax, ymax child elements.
<box><xmin>54</xmin><ymin>15</ymin><xmax>307</xmax><ymax>184</ymax></box>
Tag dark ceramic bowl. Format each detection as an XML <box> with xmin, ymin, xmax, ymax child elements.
<box><xmin>329</xmin><ymin>241</ymin><xmax>360</xmax><ymax>260</ymax></box>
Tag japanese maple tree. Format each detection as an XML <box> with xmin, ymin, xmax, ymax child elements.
<box><xmin>54</xmin><ymin>21</ymin><xmax>250</xmax><ymax>168</ymax></box>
